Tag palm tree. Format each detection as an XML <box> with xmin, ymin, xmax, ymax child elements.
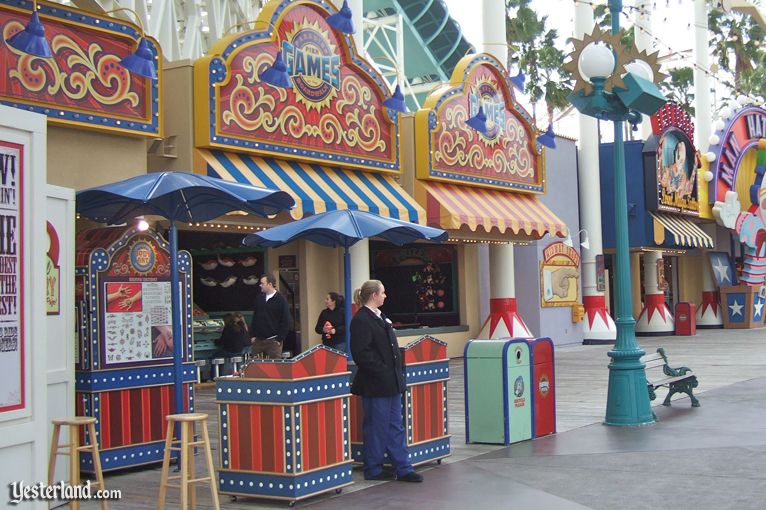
<box><xmin>708</xmin><ymin>6</ymin><xmax>766</xmax><ymax>99</ymax></box>
<box><xmin>505</xmin><ymin>0</ymin><xmax>571</xmax><ymax>124</ymax></box>
<box><xmin>661</xmin><ymin>67</ymin><xmax>695</xmax><ymax>116</ymax></box>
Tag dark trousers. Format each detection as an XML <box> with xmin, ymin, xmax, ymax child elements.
<box><xmin>251</xmin><ymin>337</ymin><xmax>282</xmax><ymax>359</ymax></box>
<box><xmin>362</xmin><ymin>395</ymin><xmax>413</xmax><ymax>478</ymax></box>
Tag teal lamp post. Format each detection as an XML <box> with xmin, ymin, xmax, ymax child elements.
<box><xmin>565</xmin><ymin>0</ymin><xmax>667</xmax><ymax>426</ymax></box>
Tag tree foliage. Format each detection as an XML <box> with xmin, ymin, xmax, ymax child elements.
<box><xmin>505</xmin><ymin>0</ymin><xmax>571</xmax><ymax>123</ymax></box>
<box><xmin>708</xmin><ymin>7</ymin><xmax>766</xmax><ymax>100</ymax></box>
<box><xmin>660</xmin><ymin>67</ymin><xmax>695</xmax><ymax>116</ymax></box>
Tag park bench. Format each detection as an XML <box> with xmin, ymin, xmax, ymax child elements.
<box><xmin>643</xmin><ymin>347</ymin><xmax>700</xmax><ymax>408</ymax></box>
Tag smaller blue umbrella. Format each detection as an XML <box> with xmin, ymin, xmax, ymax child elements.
<box><xmin>242</xmin><ymin>209</ymin><xmax>448</xmax><ymax>354</ymax></box>
<box><xmin>77</xmin><ymin>172</ymin><xmax>295</xmax><ymax>418</ymax></box>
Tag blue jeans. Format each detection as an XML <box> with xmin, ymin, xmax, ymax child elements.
<box><xmin>362</xmin><ymin>395</ymin><xmax>413</xmax><ymax>478</ymax></box>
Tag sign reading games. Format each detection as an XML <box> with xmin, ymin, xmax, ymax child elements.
<box><xmin>414</xmin><ymin>54</ymin><xmax>544</xmax><ymax>193</ymax></box>
<box><xmin>194</xmin><ymin>0</ymin><xmax>400</xmax><ymax>173</ymax></box>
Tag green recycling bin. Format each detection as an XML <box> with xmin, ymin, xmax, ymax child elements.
<box><xmin>464</xmin><ymin>339</ymin><xmax>532</xmax><ymax>445</ymax></box>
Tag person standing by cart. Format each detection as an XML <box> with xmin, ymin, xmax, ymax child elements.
<box><xmin>315</xmin><ymin>291</ymin><xmax>346</xmax><ymax>352</ymax></box>
<box><xmin>249</xmin><ymin>274</ymin><xmax>290</xmax><ymax>359</ymax></box>
<box><xmin>350</xmin><ymin>280</ymin><xmax>423</xmax><ymax>483</ymax></box>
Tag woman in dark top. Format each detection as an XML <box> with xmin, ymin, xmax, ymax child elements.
<box><xmin>215</xmin><ymin>313</ymin><xmax>250</xmax><ymax>375</ymax></box>
<box><xmin>314</xmin><ymin>292</ymin><xmax>346</xmax><ymax>352</ymax></box>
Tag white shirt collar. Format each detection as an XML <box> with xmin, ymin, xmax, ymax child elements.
<box><xmin>365</xmin><ymin>305</ymin><xmax>382</xmax><ymax>318</ymax></box>
<box><xmin>265</xmin><ymin>290</ymin><xmax>277</xmax><ymax>301</ymax></box>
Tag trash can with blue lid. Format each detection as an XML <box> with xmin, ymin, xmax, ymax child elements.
<box><xmin>464</xmin><ymin>339</ymin><xmax>532</xmax><ymax>445</ymax></box>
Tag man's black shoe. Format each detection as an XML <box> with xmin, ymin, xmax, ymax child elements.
<box><xmin>364</xmin><ymin>470</ymin><xmax>395</xmax><ymax>481</ymax></box>
<box><xmin>397</xmin><ymin>471</ymin><xmax>423</xmax><ymax>483</ymax></box>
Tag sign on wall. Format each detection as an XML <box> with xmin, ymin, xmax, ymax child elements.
<box><xmin>540</xmin><ymin>242</ymin><xmax>580</xmax><ymax>308</ymax></box>
<box><xmin>708</xmin><ymin>105</ymin><xmax>766</xmax><ymax>207</ymax></box>
<box><xmin>194</xmin><ymin>0</ymin><xmax>400</xmax><ymax>172</ymax></box>
<box><xmin>0</xmin><ymin>139</ymin><xmax>21</xmax><ymax>413</ymax></box>
<box><xmin>415</xmin><ymin>54</ymin><xmax>545</xmax><ymax>193</ymax></box>
<box><xmin>46</xmin><ymin>221</ymin><xmax>60</xmax><ymax>315</ymax></box>
<box><xmin>649</xmin><ymin>102</ymin><xmax>699</xmax><ymax>216</ymax></box>
<box><xmin>0</xmin><ymin>1</ymin><xmax>161</xmax><ymax>137</ymax></box>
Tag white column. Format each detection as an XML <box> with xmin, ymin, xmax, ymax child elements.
<box><xmin>634</xmin><ymin>0</ymin><xmax>654</xmax><ymax>139</ymax></box>
<box><xmin>347</xmin><ymin>0</ymin><xmax>364</xmax><ymax>51</ymax></box>
<box><xmin>482</xmin><ymin>0</ymin><xmax>505</xmax><ymax>60</ymax></box>
<box><xmin>575</xmin><ymin>2</ymin><xmax>616</xmax><ymax>343</ymax></box>
<box><xmin>349</xmin><ymin>238</ymin><xmax>370</xmax><ymax>293</ymax></box>
<box><xmin>693</xmin><ymin>0</ymin><xmax>722</xmax><ymax>327</ymax></box>
<box><xmin>489</xmin><ymin>244</ymin><xmax>515</xmax><ymax>299</ymax></box>
<box><xmin>636</xmin><ymin>252</ymin><xmax>675</xmax><ymax>334</ymax></box>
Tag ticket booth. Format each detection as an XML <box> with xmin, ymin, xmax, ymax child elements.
<box><xmin>75</xmin><ymin>227</ymin><xmax>196</xmax><ymax>472</ymax></box>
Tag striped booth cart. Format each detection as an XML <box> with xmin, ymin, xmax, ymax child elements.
<box><xmin>350</xmin><ymin>335</ymin><xmax>451</xmax><ymax>467</ymax></box>
<box><xmin>216</xmin><ymin>345</ymin><xmax>353</xmax><ymax>505</ymax></box>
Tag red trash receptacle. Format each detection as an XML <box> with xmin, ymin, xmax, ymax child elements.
<box><xmin>675</xmin><ymin>302</ymin><xmax>696</xmax><ymax>336</ymax></box>
<box><xmin>524</xmin><ymin>337</ymin><xmax>556</xmax><ymax>438</ymax></box>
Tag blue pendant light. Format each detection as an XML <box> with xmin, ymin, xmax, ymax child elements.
<box><xmin>383</xmin><ymin>84</ymin><xmax>409</xmax><ymax>113</ymax></box>
<box><xmin>536</xmin><ymin>124</ymin><xmax>556</xmax><ymax>149</ymax></box>
<box><xmin>465</xmin><ymin>105</ymin><xmax>489</xmax><ymax>135</ymax></box>
<box><xmin>326</xmin><ymin>0</ymin><xmax>355</xmax><ymax>34</ymax></box>
<box><xmin>119</xmin><ymin>37</ymin><xmax>157</xmax><ymax>79</ymax></box>
<box><xmin>5</xmin><ymin>9</ymin><xmax>52</xmax><ymax>58</ymax></box>
<box><xmin>259</xmin><ymin>52</ymin><xmax>292</xmax><ymax>89</ymax></box>
<box><xmin>510</xmin><ymin>69</ymin><xmax>525</xmax><ymax>91</ymax></box>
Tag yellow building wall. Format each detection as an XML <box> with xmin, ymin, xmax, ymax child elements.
<box><xmin>678</xmin><ymin>254</ymin><xmax>704</xmax><ymax>305</ymax></box>
<box><xmin>47</xmin><ymin>126</ymin><xmax>147</xmax><ymax>189</ymax></box>
<box><xmin>301</xmin><ymin>242</ymin><xmax>341</xmax><ymax>351</ymax></box>
<box><xmin>148</xmin><ymin>61</ymin><xmax>195</xmax><ymax>173</ymax></box>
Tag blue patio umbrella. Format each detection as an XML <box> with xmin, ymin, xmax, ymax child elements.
<box><xmin>76</xmin><ymin>171</ymin><xmax>295</xmax><ymax>416</ymax></box>
<box><xmin>242</xmin><ymin>209</ymin><xmax>448</xmax><ymax>354</ymax></box>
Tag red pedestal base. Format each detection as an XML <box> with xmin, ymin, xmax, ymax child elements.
<box><xmin>581</xmin><ymin>295</ymin><xmax>616</xmax><ymax>344</ymax></box>
<box><xmin>478</xmin><ymin>298</ymin><xmax>531</xmax><ymax>339</ymax></box>
<box><xmin>636</xmin><ymin>293</ymin><xmax>674</xmax><ymax>336</ymax></box>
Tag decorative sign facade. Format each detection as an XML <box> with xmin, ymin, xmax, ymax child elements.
<box><xmin>649</xmin><ymin>102</ymin><xmax>699</xmax><ymax>216</ymax></box>
<box><xmin>194</xmin><ymin>0</ymin><xmax>400</xmax><ymax>172</ymax></box>
<box><xmin>540</xmin><ymin>241</ymin><xmax>580</xmax><ymax>308</ymax></box>
<box><xmin>415</xmin><ymin>54</ymin><xmax>544</xmax><ymax>192</ymax></box>
<box><xmin>708</xmin><ymin>105</ymin><xmax>766</xmax><ymax>207</ymax></box>
<box><xmin>0</xmin><ymin>139</ymin><xmax>22</xmax><ymax>413</ymax></box>
<box><xmin>0</xmin><ymin>1</ymin><xmax>161</xmax><ymax>137</ymax></box>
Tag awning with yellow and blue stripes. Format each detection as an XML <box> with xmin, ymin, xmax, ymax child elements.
<box><xmin>197</xmin><ymin>150</ymin><xmax>425</xmax><ymax>224</ymax></box>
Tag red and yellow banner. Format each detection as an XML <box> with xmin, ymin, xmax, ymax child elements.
<box><xmin>415</xmin><ymin>54</ymin><xmax>544</xmax><ymax>193</ymax></box>
<box><xmin>0</xmin><ymin>1</ymin><xmax>161</xmax><ymax>137</ymax></box>
<box><xmin>194</xmin><ymin>0</ymin><xmax>400</xmax><ymax>173</ymax></box>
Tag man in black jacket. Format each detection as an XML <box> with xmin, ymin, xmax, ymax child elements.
<box><xmin>350</xmin><ymin>280</ymin><xmax>423</xmax><ymax>483</ymax></box>
<box><xmin>249</xmin><ymin>274</ymin><xmax>290</xmax><ymax>359</ymax></box>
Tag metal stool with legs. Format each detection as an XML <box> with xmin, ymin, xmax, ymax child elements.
<box><xmin>210</xmin><ymin>358</ymin><xmax>225</xmax><ymax>379</ymax></box>
<box><xmin>48</xmin><ymin>416</ymin><xmax>108</xmax><ymax>510</ymax></box>
<box><xmin>157</xmin><ymin>413</ymin><xmax>219</xmax><ymax>510</ymax></box>
<box><xmin>194</xmin><ymin>359</ymin><xmax>207</xmax><ymax>383</ymax></box>
<box><xmin>229</xmin><ymin>356</ymin><xmax>243</xmax><ymax>374</ymax></box>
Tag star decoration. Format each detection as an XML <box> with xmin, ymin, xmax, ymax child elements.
<box><xmin>563</xmin><ymin>25</ymin><xmax>629</xmax><ymax>96</ymax></box>
<box><xmin>712</xmin><ymin>259</ymin><xmax>730</xmax><ymax>283</ymax></box>
<box><xmin>729</xmin><ymin>299</ymin><xmax>743</xmax><ymax>317</ymax></box>
<box><xmin>754</xmin><ymin>300</ymin><xmax>764</xmax><ymax>319</ymax></box>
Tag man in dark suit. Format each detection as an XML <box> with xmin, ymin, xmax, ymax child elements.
<box><xmin>350</xmin><ymin>280</ymin><xmax>423</xmax><ymax>483</ymax></box>
<box><xmin>249</xmin><ymin>274</ymin><xmax>290</xmax><ymax>359</ymax></box>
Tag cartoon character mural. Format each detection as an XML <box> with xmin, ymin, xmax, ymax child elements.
<box><xmin>712</xmin><ymin>139</ymin><xmax>766</xmax><ymax>286</ymax></box>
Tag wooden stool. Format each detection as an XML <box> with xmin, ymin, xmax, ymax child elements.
<box><xmin>48</xmin><ymin>416</ymin><xmax>107</xmax><ymax>510</ymax></box>
<box><xmin>158</xmin><ymin>413</ymin><xmax>219</xmax><ymax>510</ymax></box>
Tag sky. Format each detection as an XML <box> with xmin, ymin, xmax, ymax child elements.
<box><xmin>441</xmin><ymin>0</ymin><xmax>699</xmax><ymax>136</ymax></box>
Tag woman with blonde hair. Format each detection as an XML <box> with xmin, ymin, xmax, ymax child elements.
<box><xmin>349</xmin><ymin>280</ymin><xmax>423</xmax><ymax>483</ymax></box>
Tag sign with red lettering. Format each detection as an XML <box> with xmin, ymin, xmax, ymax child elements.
<box><xmin>415</xmin><ymin>54</ymin><xmax>544</xmax><ymax>192</ymax></box>
<box><xmin>540</xmin><ymin>241</ymin><xmax>580</xmax><ymax>308</ymax></box>
<box><xmin>0</xmin><ymin>139</ymin><xmax>22</xmax><ymax>413</ymax></box>
<box><xmin>708</xmin><ymin>106</ymin><xmax>766</xmax><ymax>205</ymax></box>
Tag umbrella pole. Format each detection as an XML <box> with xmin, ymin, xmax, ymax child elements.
<box><xmin>169</xmin><ymin>221</ymin><xmax>185</xmax><ymax>434</ymax></box>
<box><xmin>344</xmin><ymin>247</ymin><xmax>352</xmax><ymax>361</ymax></box>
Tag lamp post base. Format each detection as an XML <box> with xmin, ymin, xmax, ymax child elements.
<box><xmin>605</xmin><ymin>350</ymin><xmax>655</xmax><ymax>426</ymax></box>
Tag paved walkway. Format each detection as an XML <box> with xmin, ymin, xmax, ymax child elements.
<box><xmin>81</xmin><ymin>327</ymin><xmax>766</xmax><ymax>509</ymax></box>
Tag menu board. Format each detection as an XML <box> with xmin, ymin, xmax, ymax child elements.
<box><xmin>0</xmin><ymin>141</ymin><xmax>22</xmax><ymax>412</ymax></box>
<box><xmin>103</xmin><ymin>281</ymin><xmax>173</xmax><ymax>365</ymax></box>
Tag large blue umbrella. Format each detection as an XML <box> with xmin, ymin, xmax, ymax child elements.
<box><xmin>76</xmin><ymin>172</ymin><xmax>295</xmax><ymax>416</ymax></box>
<box><xmin>242</xmin><ymin>209</ymin><xmax>448</xmax><ymax>353</ymax></box>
